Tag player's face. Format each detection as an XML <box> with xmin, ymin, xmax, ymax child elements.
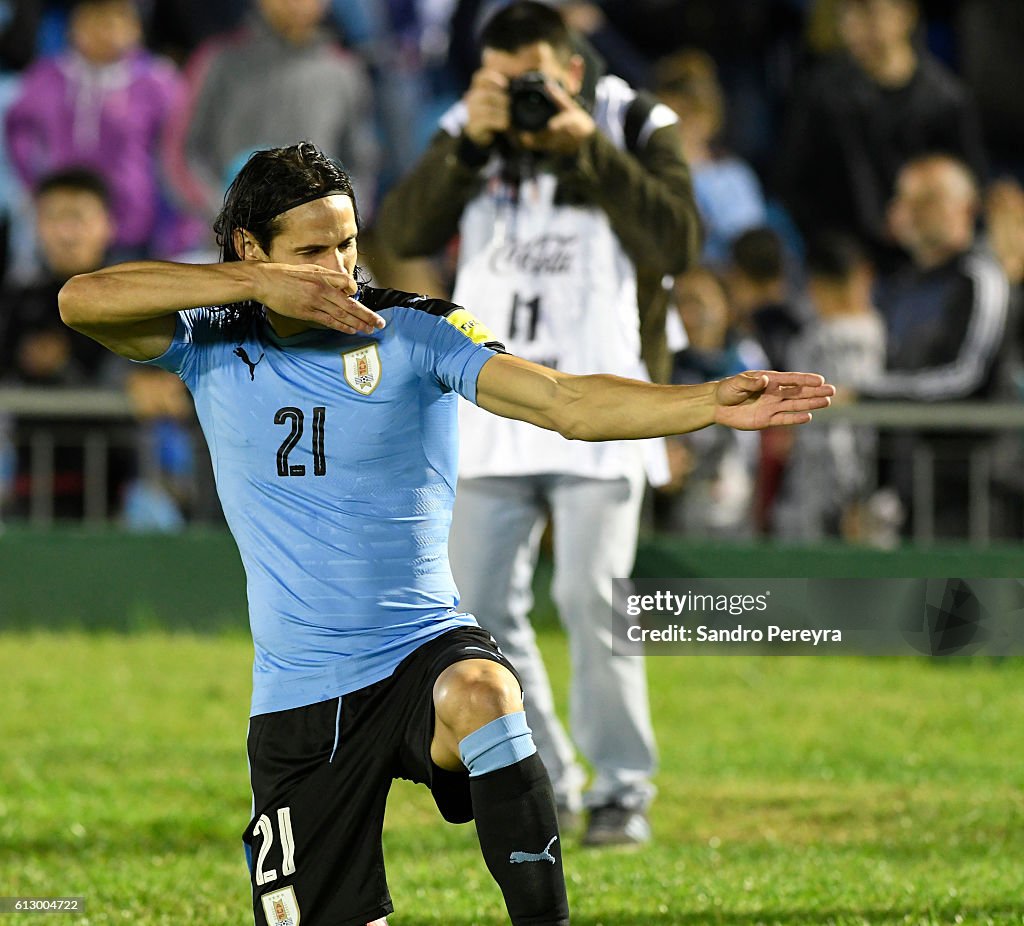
<box><xmin>265</xmin><ymin>194</ymin><xmax>360</xmax><ymax>294</ymax></box>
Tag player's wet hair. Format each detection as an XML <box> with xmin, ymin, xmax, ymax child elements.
<box><xmin>211</xmin><ymin>142</ymin><xmax>366</xmax><ymax>335</ymax></box>
<box><xmin>480</xmin><ymin>1</ymin><xmax>573</xmax><ymax>60</ymax></box>
<box><xmin>214</xmin><ymin>141</ymin><xmax>360</xmax><ymax>263</ymax></box>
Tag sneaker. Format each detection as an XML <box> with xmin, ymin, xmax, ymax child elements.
<box><xmin>581</xmin><ymin>803</ymin><xmax>651</xmax><ymax>847</ymax></box>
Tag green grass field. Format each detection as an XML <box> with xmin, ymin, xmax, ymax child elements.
<box><xmin>2</xmin><ymin>630</ymin><xmax>1022</xmax><ymax>926</ymax></box>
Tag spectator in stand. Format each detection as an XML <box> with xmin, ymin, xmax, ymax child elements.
<box><xmin>725</xmin><ymin>227</ymin><xmax>804</xmax><ymax>532</ymax></box>
<box><xmin>0</xmin><ymin>167</ymin><xmax>194</xmax><ymax>525</ymax></box>
<box><xmin>4</xmin><ymin>0</ymin><xmax>199</xmax><ymax>260</ymax></box>
<box><xmin>860</xmin><ymin>154</ymin><xmax>1010</xmax><ymax>538</ymax></box>
<box><xmin>654</xmin><ymin>268</ymin><xmax>759</xmax><ymax>538</ymax></box>
<box><xmin>0</xmin><ymin>168</ymin><xmax>124</xmax><ymax>520</ymax></box>
<box><xmin>985</xmin><ymin>176</ymin><xmax>1024</xmax><ymax>388</ymax></box>
<box><xmin>982</xmin><ymin>177</ymin><xmax>1024</xmax><ymax>534</ymax></box>
<box><xmin>654</xmin><ymin>50</ymin><xmax>768</xmax><ymax>268</ymax></box>
<box><xmin>0</xmin><ymin>169</ymin><xmax>116</xmax><ymax>386</ymax></box>
<box><xmin>775</xmin><ymin>234</ymin><xmax>887</xmax><ymax>542</ymax></box>
<box><xmin>986</xmin><ymin>178</ymin><xmax>1024</xmax><ymax>291</ymax></box>
<box><xmin>777</xmin><ymin>0</ymin><xmax>988</xmax><ymax>269</ymax></box>
<box><xmin>868</xmin><ymin>155</ymin><xmax>1009</xmax><ymax>401</ymax></box>
<box><xmin>726</xmin><ymin>227</ymin><xmax>802</xmax><ymax>371</ymax></box>
<box><xmin>165</xmin><ymin>0</ymin><xmax>379</xmax><ymax>223</ymax></box>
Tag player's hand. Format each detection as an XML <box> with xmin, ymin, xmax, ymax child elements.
<box><xmin>713</xmin><ymin>371</ymin><xmax>835</xmax><ymax>431</ymax></box>
<box><xmin>463</xmin><ymin>68</ymin><xmax>510</xmax><ymax>148</ymax></box>
<box><xmin>252</xmin><ymin>263</ymin><xmax>385</xmax><ymax>335</ymax></box>
<box><xmin>517</xmin><ymin>78</ymin><xmax>595</xmax><ymax>156</ymax></box>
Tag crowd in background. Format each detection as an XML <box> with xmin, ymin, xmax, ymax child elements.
<box><xmin>1</xmin><ymin>0</ymin><xmax>1023</xmax><ymax>544</ymax></box>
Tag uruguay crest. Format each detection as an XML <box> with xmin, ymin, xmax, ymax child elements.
<box><xmin>261</xmin><ymin>885</ymin><xmax>300</xmax><ymax>925</ymax></box>
<box><xmin>342</xmin><ymin>343</ymin><xmax>382</xmax><ymax>395</ymax></box>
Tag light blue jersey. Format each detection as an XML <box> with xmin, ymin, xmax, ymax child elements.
<box><xmin>143</xmin><ymin>287</ymin><xmax>502</xmax><ymax>715</ymax></box>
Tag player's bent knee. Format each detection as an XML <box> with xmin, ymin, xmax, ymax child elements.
<box><xmin>433</xmin><ymin>659</ymin><xmax>523</xmax><ymax>741</ymax></box>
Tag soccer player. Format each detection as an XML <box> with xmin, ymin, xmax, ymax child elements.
<box><xmin>58</xmin><ymin>143</ymin><xmax>833</xmax><ymax>926</ymax></box>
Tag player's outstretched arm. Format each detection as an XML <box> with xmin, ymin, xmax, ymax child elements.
<box><xmin>475</xmin><ymin>355</ymin><xmax>834</xmax><ymax>440</ymax></box>
<box><xmin>59</xmin><ymin>260</ymin><xmax>385</xmax><ymax>361</ymax></box>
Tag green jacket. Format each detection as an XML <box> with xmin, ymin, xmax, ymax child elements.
<box><xmin>376</xmin><ymin>96</ymin><xmax>700</xmax><ymax>384</ymax></box>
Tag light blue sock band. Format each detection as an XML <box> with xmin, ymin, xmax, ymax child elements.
<box><xmin>458</xmin><ymin>711</ymin><xmax>537</xmax><ymax>778</ymax></box>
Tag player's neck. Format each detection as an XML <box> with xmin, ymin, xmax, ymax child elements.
<box><xmin>266</xmin><ymin>309</ymin><xmax>313</xmax><ymax>339</ymax></box>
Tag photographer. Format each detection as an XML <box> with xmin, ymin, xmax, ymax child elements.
<box><xmin>377</xmin><ymin>1</ymin><xmax>699</xmax><ymax>845</ymax></box>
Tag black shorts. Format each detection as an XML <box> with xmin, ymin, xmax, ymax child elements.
<box><xmin>243</xmin><ymin>626</ymin><xmax>520</xmax><ymax>926</ymax></box>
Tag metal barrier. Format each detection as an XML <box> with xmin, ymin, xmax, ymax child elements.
<box><xmin>818</xmin><ymin>402</ymin><xmax>1024</xmax><ymax>545</ymax></box>
<box><xmin>0</xmin><ymin>387</ymin><xmax>218</xmax><ymax>527</ymax></box>
<box><xmin>2</xmin><ymin>388</ymin><xmax>1023</xmax><ymax>542</ymax></box>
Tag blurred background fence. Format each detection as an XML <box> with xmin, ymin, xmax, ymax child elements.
<box><xmin>4</xmin><ymin>388</ymin><xmax>1024</xmax><ymax>632</ymax></box>
<box><xmin>4</xmin><ymin>388</ymin><xmax>1024</xmax><ymax>540</ymax></box>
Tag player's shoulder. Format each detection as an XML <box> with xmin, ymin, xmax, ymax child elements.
<box><xmin>361</xmin><ymin>285</ymin><xmax>461</xmax><ymax>319</ymax></box>
<box><xmin>179</xmin><ymin>305</ymin><xmax>255</xmax><ymax>345</ymax></box>
<box><xmin>362</xmin><ymin>286</ymin><xmax>506</xmax><ymax>353</ymax></box>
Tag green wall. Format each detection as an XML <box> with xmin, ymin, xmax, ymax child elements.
<box><xmin>0</xmin><ymin>528</ymin><xmax>1020</xmax><ymax>631</ymax></box>
<box><xmin>634</xmin><ymin>536</ymin><xmax>1024</xmax><ymax>579</ymax></box>
<box><xmin>0</xmin><ymin>528</ymin><xmax>248</xmax><ymax>631</ymax></box>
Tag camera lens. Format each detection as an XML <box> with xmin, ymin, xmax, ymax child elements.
<box><xmin>508</xmin><ymin>72</ymin><xmax>559</xmax><ymax>132</ymax></box>
<box><xmin>512</xmin><ymin>90</ymin><xmax>555</xmax><ymax>131</ymax></box>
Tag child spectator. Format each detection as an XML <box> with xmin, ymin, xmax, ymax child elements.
<box><xmin>655</xmin><ymin>268</ymin><xmax>760</xmax><ymax>538</ymax></box>
<box><xmin>0</xmin><ymin>169</ymin><xmax>115</xmax><ymax>386</ymax></box>
<box><xmin>726</xmin><ymin>226</ymin><xmax>803</xmax><ymax>370</ymax></box>
<box><xmin>0</xmin><ymin>168</ymin><xmax>194</xmax><ymax>526</ymax></box>
<box><xmin>774</xmin><ymin>234</ymin><xmax>887</xmax><ymax>541</ymax></box>
<box><xmin>4</xmin><ymin>0</ymin><xmax>198</xmax><ymax>260</ymax></box>
<box><xmin>725</xmin><ymin>226</ymin><xmax>804</xmax><ymax>531</ymax></box>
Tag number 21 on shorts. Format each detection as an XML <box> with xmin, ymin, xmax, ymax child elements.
<box><xmin>252</xmin><ymin>806</ymin><xmax>297</xmax><ymax>885</ymax></box>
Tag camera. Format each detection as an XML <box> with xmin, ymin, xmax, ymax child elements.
<box><xmin>507</xmin><ymin>72</ymin><xmax>559</xmax><ymax>132</ymax></box>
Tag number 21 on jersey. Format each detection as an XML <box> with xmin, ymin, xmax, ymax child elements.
<box><xmin>275</xmin><ymin>406</ymin><xmax>326</xmax><ymax>477</ymax></box>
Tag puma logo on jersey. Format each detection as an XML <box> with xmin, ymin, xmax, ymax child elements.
<box><xmin>509</xmin><ymin>835</ymin><xmax>558</xmax><ymax>865</ymax></box>
<box><xmin>234</xmin><ymin>347</ymin><xmax>265</xmax><ymax>381</ymax></box>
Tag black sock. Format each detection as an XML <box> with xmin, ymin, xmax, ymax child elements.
<box><xmin>470</xmin><ymin>753</ymin><xmax>570</xmax><ymax>926</ymax></box>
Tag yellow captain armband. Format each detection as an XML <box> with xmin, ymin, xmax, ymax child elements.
<box><xmin>444</xmin><ymin>308</ymin><xmax>498</xmax><ymax>345</ymax></box>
